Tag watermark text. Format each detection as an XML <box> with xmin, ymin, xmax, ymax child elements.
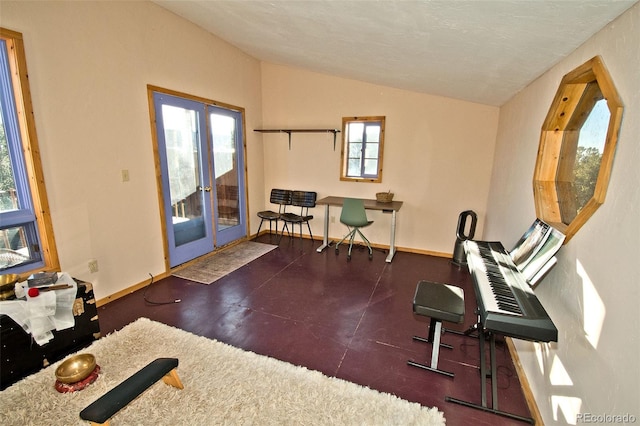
<box><xmin>577</xmin><ymin>413</ymin><xmax>637</xmax><ymax>424</ymax></box>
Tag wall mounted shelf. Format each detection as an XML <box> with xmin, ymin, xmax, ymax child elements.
<box><xmin>254</xmin><ymin>129</ymin><xmax>341</xmax><ymax>150</ymax></box>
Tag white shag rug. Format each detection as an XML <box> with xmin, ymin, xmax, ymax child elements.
<box><xmin>0</xmin><ymin>318</ymin><xmax>445</xmax><ymax>425</ymax></box>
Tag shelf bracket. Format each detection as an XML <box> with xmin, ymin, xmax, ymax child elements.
<box><xmin>254</xmin><ymin>128</ymin><xmax>341</xmax><ymax>151</ymax></box>
<box><xmin>284</xmin><ymin>130</ymin><xmax>292</xmax><ymax>150</ymax></box>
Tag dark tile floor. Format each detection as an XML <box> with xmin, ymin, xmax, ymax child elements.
<box><xmin>98</xmin><ymin>235</ymin><xmax>532</xmax><ymax>425</ymax></box>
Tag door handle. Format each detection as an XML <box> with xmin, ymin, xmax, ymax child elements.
<box><xmin>198</xmin><ymin>186</ymin><xmax>212</xmax><ymax>192</ymax></box>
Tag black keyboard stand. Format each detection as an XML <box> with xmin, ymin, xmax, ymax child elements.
<box><xmin>445</xmin><ymin>320</ymin><xmax>535</xmax><ymax>424</ymax></box>
<box><xmin>463</xmin><ymin>322</ymin><xmax>479</xmax><ymax>336</ymax></box>
<box><xmin>442</xmin><ymin>324</ymin><xmax>479</xmax><ymax>340</ymax></box>
<box><xmin>447</xmin><ymin>310</ymin><xmax>480</xmax><ymax>338</ymax></box>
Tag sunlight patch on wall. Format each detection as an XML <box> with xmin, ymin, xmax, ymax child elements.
<box><xmin>552</xmin><ymin>395</ymin><xmax>582</xmax><ymax>425</ymax></box>
<box><xmin>577</xmin><ymin>259</ymin><xmax>605</xmax><ymax>348</ymax></box>
<box><xmin>550</xmin><ymin>355</ymin><xmax>573</xmax><ymax>386</ymax></box>
<box><xmin>534</xmin><ymin>341</ymin><xmax>552</xmax><ymax>375</ymax></box>
<box><xmin>534</xmin><ymin>342</ymin><xmax>543</xmax><ymax>374</ymax></box>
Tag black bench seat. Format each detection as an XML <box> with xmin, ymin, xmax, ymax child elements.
<box><xmin>407</xmin><ymin>280</ymin><xmax>465</xmax><ymax>377</ymax></box>
<box><xmin>80</xmin><ymin>357</ymin><xmax>183</xmax><ymax>426</ymax></box>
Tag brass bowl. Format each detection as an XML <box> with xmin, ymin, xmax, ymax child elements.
<box><xmin>0</xmin><ymin>288</ymin><xmax>16</xmax><ymax>301</ymax></box>
<box><xmin>0</xmin><ymin>273</ymin><xmax>20</xmax><ymax>291</ymax></box>
<box><xmin>55</xmin><ymin>354</ymin><xmax>96</xmax><ymax>384</ymax></box>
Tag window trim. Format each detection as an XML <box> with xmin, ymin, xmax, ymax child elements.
<box><xmin>1</xmin><ymin>27</ymin><xmax>59</xmax><ymax>274</ymax></box>
<box><xmin>340</xmin><ymin>116</ymin><xmax>385</xmax><ymax>183</ymax></box>
<box><xmin>533</xmin><ymin>56</ymin><xmax>623</xmax><ymax>244</ymax></box>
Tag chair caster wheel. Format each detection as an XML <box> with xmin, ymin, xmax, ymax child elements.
<box><xmin>347</xmin><ymin>255</ymin><xmax>351</xmax><ymax>261</ymax></box>
<box><xmin>368</xmin><ymin>254</ymin><xmax>373</xmax><ymax>260</ymax></box>
<box><xmin>335</xmin><ymin>248</ymin><xmax>339</xmax><ymax>255</ymax></box>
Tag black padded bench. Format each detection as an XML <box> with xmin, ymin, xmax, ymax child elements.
<box><xmin>407</xmin><ymin>280</ymin><xmax>465</xmax><ymax>377</ymax></box>
<box><xmin>80</xmin><ymin>358</ymin><xmax>183</xmax><ymax>426</ymax></box>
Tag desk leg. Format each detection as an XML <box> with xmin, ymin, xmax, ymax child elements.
<box><xmin>385</xmin><ymin>210</ymin><xmax>397</xmax><ymax>262</ymax></box>
<box><xmin>316</xmin><ymin>204</ymin><xmax>330</xmax><ymax>253</ymax></box>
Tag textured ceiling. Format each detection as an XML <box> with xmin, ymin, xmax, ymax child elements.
<box><xmin>154</xmin><ymin>0</ymin><xmax>637</xmax><ymax>106</ymax></box>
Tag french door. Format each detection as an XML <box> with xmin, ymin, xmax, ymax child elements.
<box><xmin>152</xmin><ymin>90</ymin><xmax>246</xmax><ymax>268</ymax></box>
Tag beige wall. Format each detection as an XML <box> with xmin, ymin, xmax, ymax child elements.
<box><xmin>260</xmin><ymin>64</ymin><xmax>499</xmax><ymax>253</ymax></box>
<box><xmin>2</xmin><ymin>1</ymin><xmax>499</xmax><ymax>301</ymax></box>
<box><xmin>6</xmin><ymin>1</ymin><xmax>637</xmax><ymax>422</ymax></box>
<box><xmin>1</xmin><ymin>1</ymin><xmax>265</xmax><ymax>300</ymax></box>
<box><xmin>486</xmin><ymin>4</ymin><xmax>640</xmax><ymax>424</ymax></box>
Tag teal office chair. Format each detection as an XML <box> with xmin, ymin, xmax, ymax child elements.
<box><xmin>335</xmin><ymin>198</ymin><xmax>374</xmax><ymax>261</ymax></box>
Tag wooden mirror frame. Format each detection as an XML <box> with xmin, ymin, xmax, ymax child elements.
<box><xmin>533</xmin><ymin>56</ymin><xmax>623</xmax><ymax>244</ymax></box>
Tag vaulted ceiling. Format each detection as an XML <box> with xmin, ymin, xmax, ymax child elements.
<box><xmin>154</xmin><ymin>0</ymin><xmax>637</xmax><ymax>106</ymax></box>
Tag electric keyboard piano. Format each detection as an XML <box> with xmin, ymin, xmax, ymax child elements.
<box><xmin>445</xmin><ymin>236</ymin><xmax>563</xmax><ymax>424</ymax></box>
<box><xmin>446</xmin><ymin>237</ymin><xmax>559</xmax><ymax>423</ymax></box>
<box><xmin>463</xmin><ymin>239</ymin><xmax>558</xmax><ymax>342</ymax></box>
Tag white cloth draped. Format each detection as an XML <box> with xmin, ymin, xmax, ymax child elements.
<box><xmin>0</xmin><ymin>272</ymin><xmax>77</xmax><ymax>345</ymax></box>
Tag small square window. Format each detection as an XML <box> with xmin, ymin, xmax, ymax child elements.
<box><xmin>340</xmin><ymin>116</ymin><xmax>385</xmax><ymax>182</ymax></box>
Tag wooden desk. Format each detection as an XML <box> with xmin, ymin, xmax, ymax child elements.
<box><xmin>316</xmin><ymin>196</ymin><xmax>403</xmax><ymax>262</ymax></box>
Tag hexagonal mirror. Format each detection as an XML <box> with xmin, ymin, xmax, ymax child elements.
<box><xmin>533</xmin><ymin>56</ymin><xmax>623</xmax><ymax>243</ymax></box>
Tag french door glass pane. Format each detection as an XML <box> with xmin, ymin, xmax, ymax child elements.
<box><xmin>210</xmin><ymin>113</ymin><xmax>240</xmax><ymax>230</ymax></box>
<box><xmin>161</xmin><ymin>104</ymin><xmax>206</xmax><ymax>246</ymax></box>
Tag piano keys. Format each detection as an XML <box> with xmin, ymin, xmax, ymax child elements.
<box><xmin>464</xmin><ymin>239</ymin><xmax>558</xmax><ymax>342</ymax></box>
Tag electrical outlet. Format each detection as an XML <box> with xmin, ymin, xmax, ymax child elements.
<box><xmin>121</xmin><ymin>169</ymin><xmax>130</xmax><ymax>182</ymax></box>
<box><xmin>88</xmin><ymin>259</ymin><xmax>99</xmax><ymax>273</ymax></box>
<box><xmin>330</xmin><ymin>215</ymin><xmax>335</xmax><ymax>223</ymax></box>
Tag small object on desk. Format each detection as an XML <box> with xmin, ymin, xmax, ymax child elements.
<box><xmin>27</xmin><ymin>287</ymin><xmax>40</xmax><ymax>298</ymax></box>
<box><xmin>375</xmin><ymin>191</ymin><xmax>394</xmax><ymax>203</ymax></box>
<box><xmin>27</xmin><ymin>271</ymin><xmax>58</xmax><ymax>288</ymax></box>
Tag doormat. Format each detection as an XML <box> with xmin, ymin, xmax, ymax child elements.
<box><xmin>172</xmin><ymin>241</ymin><xmax>277</xmax><ymax>284</ymax></box>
